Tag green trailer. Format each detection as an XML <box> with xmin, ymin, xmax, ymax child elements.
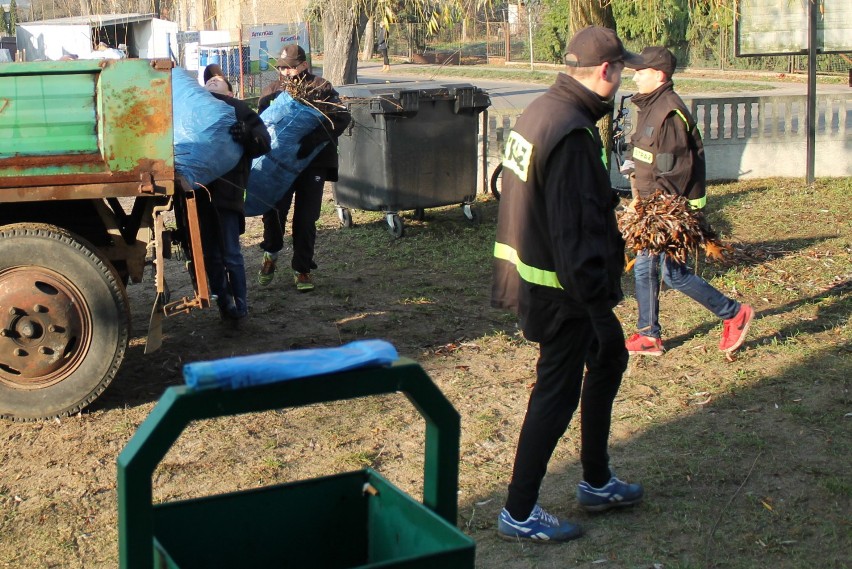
<box><xmin>0</xmin><ymin>58</ymin><xmax>211</xmax><ymax>421</ymax></box>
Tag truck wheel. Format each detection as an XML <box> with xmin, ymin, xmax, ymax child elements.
<box><xmin>0</xmin><ymin>224</ymin><xmax>130</xmax><ymax>421</ymax></box>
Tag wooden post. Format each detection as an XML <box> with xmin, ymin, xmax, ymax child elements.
<box><xmin>504</xmin><ymin>10</ymin><xmax>510</xmax><ymax>63</ymax></box>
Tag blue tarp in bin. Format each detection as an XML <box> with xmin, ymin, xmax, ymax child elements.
<box><xmin>244</xmin><ymin>91</ymin><xmax>328</xmax><ymax>217</ymax></box>
<box><xmin>183</xmin><ymin>339</ymin><xmax>399</xmax><ymax>390</ymax></box>
<box><xmin>171</xmin><ymin>68</ymin><xmax>243</xmax><ymax>188</ymax></box>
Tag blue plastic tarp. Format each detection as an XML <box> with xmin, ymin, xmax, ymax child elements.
<box><xmin>172</xmin><ymin>68</ymin><xmax>243</xmax><ymax>188</ymax></box>
<box><xmin>244</xmin><ymin>91</ymin><xmax>328</xmax><ymax>217</ymax></box>
<box><xmin>183</xmin><ymin>339</ymin><xmax>399</xmax><ymax>390</ymax></box>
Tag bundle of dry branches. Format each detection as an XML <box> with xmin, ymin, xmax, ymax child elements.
<box><xmin>617</xmin><ymin>191</ymin><xmax>727</xmax><ymax>264</ymax></box>
<box><xmin>279</xmin><ymin>75</ymin><xmax>347</xmax><ymax>121</ymax></box>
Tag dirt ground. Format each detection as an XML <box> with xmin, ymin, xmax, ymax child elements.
<box><xmin>1</xmin><ymin>181</ymin><xmax>849</xmax><ymax>568</ymax></box>
<box><xmin>0</xmin><ymin>190</ymin><xmax>527</xmax><ymax>567</ymax></box>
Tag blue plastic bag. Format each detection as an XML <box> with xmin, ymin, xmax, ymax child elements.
<box><xmin>183</xmin><ymin>339</ymin><xmax>399</xmax><ymax>390</ymax></box>
<box><xmin>244</xmin><ymin>91</ymin><xmax>329</xmax><ymax>216</ymax></box>
<box><xmin>171</xmin><ymin>68</ymin><xmax>243</xmax><ymax>188</ymax></box>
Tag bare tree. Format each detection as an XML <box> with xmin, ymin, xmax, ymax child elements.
<box><xmin>320</xmin><ymin>0</ymin><xmax>485</xmax><ymax>86</ymax></box>
<box><xmin>569</xmin><ymin>0</ymin><xmax>615</xmax><ymax>34</ymax></box>
<box><xmin>320</xmin><ymin>1</ymin><xmax>365</xmax><ymax>85</ymax></box>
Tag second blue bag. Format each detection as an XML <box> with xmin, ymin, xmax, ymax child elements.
<box><xmin>244</xmin><ymin>91</ymin><xmax>329</xmax><ymax>217</ymax></box>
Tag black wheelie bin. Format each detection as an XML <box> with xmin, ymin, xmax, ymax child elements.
<box><xmin>333</xmin><ymin>82</ymin><xmax>490</xmax><ymax>237</ymax></box>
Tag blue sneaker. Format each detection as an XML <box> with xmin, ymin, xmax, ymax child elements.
<box><xmin>577</xmin><ymin>476</ymin><xmax>644</xmax><ymax>512</ymax></box>
<box><xmin>497</xmin><ymin>504</ymin><xmax>582</xmax><ymax>542</ymax></box>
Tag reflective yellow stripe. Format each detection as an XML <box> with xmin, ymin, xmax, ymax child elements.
<box><xmin>688</xmin><ymin>196</ymin><xmax>706</xmax><ymax>210</ymax></box>
<box><xmin>674</xmin><ymin>109</ymin><xmax>690</xmax><ymax>129</ymax></box>
<box><xmin>494</xmin><ymin>242</ymin><xmax>563</xmax><ymax>289</ymax></box>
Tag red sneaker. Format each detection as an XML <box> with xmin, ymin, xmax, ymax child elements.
<box><xmin>626</xmin><ymin>333</ymin><xmax>665</xmax><ymax>356</ymax></box>
<box><xmin>719</xmin><ymin>304</ymin><xmax>754</xmax><ymax>353</ymax></box>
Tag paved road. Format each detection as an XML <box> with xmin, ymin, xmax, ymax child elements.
<box><xmin>356</xmin><ymin>62</ymin><xmax>546</xmax><ymax>112</ymax></box>
<box><xmin>355</xmin><ymin>61</ymin><xmax>849</xmax><ymax>113</ymax></box>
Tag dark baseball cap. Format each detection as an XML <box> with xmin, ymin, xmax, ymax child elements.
<box><xmin>277</xmin><ymin>44</ymin><xmax>306</xmax><ymax>68</ymax></box>
<box><xmin>627</xmin><ymin>46</ymin><xmax>677</xmax><ymax>76</ymax></box>
<box><xmin>564</xmin><ymin>26</ymin><xmax>641</xmax><ymax>67</ymax></box>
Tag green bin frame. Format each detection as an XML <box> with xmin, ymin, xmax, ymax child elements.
<box><xmin>117</xmin><ymin>358</ymin><xmax>474</xmax><ymax>568</ymax></box>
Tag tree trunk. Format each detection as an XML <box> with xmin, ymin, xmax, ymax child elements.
<box><xmin>361</xmin><ymin>16</ymin><xmax>375</xmax><ymax>61</ymax></box>
<box><xmin>321</xmin><ymin>3</ymin><xmax>364</xmax><ymax>86</ymax></box>
<box><xmin>569</xmin><ymin>0</ymin><xmax>615</xmax><ymax>35</ymax></box>
<box><xmin>569</xmin><ymin>0</ymin><xmax>617</xmax><ymax>160</ymax></box>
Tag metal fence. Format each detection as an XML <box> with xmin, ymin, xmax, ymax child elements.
<box><xmin>313</xmin><ymin>16</ymin><xmax>850</xmax><ymax>76</ymax></box>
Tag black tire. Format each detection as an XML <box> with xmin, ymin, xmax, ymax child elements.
<box><xmin>462</xmin><ymin>203</ymin><xmax>478</xmax><ymax>223</ymax></box>
<box><xmin>336</xmin><ymin>206</ymin><xmax>353</xmax><ymax>228</ymax></box>
<box><xmin>0</xmin><ymin>223</ymin><xmax>130</xmax><ymax>421</ymax></box>
<box><xmin>386</xmin><ymin>213</ymin><xmax>404</xmax><ymax>238</ymax></box>
<box><xmin>490</xmin><ymin>163</ymin><xmax>503</xmax><ymax>201</ymax></box>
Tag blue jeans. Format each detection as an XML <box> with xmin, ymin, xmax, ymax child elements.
<box><xmin>633</xmin><ymin>251</ymin><xmax>739</xmax><ymax>339</ymax></box>
<box><xmin>202</xmin><ymin>208</ymin><xmax>248</xmax><ymax>318</ymax></box>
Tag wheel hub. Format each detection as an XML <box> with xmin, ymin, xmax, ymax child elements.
<box><xmin>0</xmin><ymin>267</ymin><xmax>90</xmax><ymax>389</ymax></box>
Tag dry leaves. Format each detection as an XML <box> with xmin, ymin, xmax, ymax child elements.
<box><xmin>618</xmin><ymin>191</ymin><xmax>726</xmax><ymax>264</ymax></box>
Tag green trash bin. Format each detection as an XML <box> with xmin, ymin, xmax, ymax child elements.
<box><xmin>117</xmin><ymin>357</ymin><xmax>474</xmax><ymax>569</ymax></box>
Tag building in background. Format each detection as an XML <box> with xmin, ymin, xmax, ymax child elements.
<box><xmin>16</xmin><ymin>13</ymin><xmax>177</xmax><ymax>60</ymax></box>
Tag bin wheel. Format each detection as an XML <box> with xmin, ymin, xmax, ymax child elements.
<box><xmin>412</xmin><ymin>208</ymin><xmax>426</xmax><ymax>221</ymax></box>
<box><xmin>386</xmin><ymin>213</ymin><xmax>404</xmax><ymax>238</ymax></box>
<box><xmin>490</xmin><ymin>163</ymin><xmax>503</xmax><ymax>201</ymax></box>
<box><xmin>336</xmin><ymin>206</ymin><xmax>353</xmax><ymax>228</ymax></box>
<box><xmin>462</xmin><ymin>203</ymin><xmax>478</xmax><ymax>223</ymax></box>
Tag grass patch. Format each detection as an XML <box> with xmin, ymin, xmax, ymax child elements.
<box><xmin>1</xmin><ymin>177</ymin><xmax>850</xmax><ymax>568</ymax></box>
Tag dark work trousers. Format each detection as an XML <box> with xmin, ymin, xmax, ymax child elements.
<box><xmin>260</xmin><ymin>168</ymin><xmax>325</xmax><ymax>274</ymax></box>
<box><xmin>504</xmin><ymin>314</ymin><xmax>628</xmax><ymax>521</ymax></box>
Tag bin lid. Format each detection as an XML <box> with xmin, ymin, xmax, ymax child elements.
<box><xmin>337</xmin><ymin>81</ymin><xmax>490</xmax><ymax>113</ymax></box>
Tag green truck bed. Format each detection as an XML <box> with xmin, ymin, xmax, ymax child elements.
<box><xmin>0</xmin><ymin>58</ymin><xmax>175</xmax><ymax>199</ymax></box>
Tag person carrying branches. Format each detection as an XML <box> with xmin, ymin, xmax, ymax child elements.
<box><xmin>622</xmin><ymin>46</ymin><xmax>754</xmax><ymax>357</ymax></box>
<box><xmin>256</xmin><ymin>44</ymin><xmax>351</xmax><ymax>292</ymax></box>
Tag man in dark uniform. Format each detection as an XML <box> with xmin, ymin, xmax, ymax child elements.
<box><xmin>624</xmin><ymin>46</ymin><xmax>753</xmax><ymax>356</ymax></box>
<box><xmin>256</xmin><ymin>44</ymin><xmax>351</xmax><ymax>292</ymax></box>
<box><xmin>492</xmin><ymin>26</ymin><xmax>644</xmax><ymax>543</ymax></box>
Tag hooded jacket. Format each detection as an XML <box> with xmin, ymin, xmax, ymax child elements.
<box><xmin>492</xmin><ymin>73</ymin><xmax>625</xmax><ymax>343</ymax></box>
<box><xmin>630</xmin><ymin>81</ymin><xmax>706</xmax><ymax>209</ymax></box>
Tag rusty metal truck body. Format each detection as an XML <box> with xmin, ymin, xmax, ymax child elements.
<box><xmin>0</xmin><ymin>58</ymin><xmax>209</xmax><ymax>421</ymax></box>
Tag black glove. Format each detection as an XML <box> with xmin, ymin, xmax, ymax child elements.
<box><xmin>229</xmin><ymin>121</ymin><xmax>249</xmax><ymax>145</ymax></box>
<box><xmin>296</xmin><ymin>127</ymin><xmax>329</xmax><ymax>159</ymax></box>
<box><xmin>693</xmin><ymin>209</ymin><xmax>718</xmax><ymax>240</ymax></box>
